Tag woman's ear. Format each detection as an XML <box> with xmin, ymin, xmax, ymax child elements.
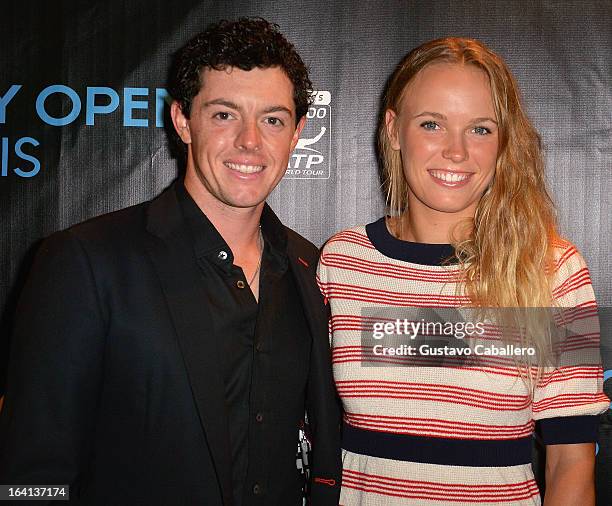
<box><xmin>385</xmin><ymin>109</ymin><xmax>401</xmax><ymax>151</ymax></box>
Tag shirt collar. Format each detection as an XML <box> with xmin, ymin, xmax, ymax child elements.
<box><xmin>176</xmin><ymin>181</ymin><xmax>288</xmax><ymax>273</ymax></box>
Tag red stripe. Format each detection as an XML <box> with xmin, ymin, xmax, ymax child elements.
<box><xmin>325</xmin><ymin>282</ymin><xmax>456</xmax><ymax>298</ymax></box>
<box><xmin>333</xmin><ymin>349</ymin><xmax>600</xmax><ymax>382</ymax></box>
<box><xmin>337</xmin><ymin>391</ymin><xmax>529</xmax><ymax>411</ymax></box>
<box><xmin>325</xmin><ymin>252</ymin><xmax>461</xmax><ymax>276</ymax></box>
<box><xmin>343</xmin><ymin>468</ymin><xmax>537</xmax><ymax>490</ymax></box>
<box><xmin>327</xmin><ymin>237</ymin><xmax>375</xmax><ymax>249</ymax></box>
<box><xmin>343</xmin><ymin>483</ymin><xmax>538</xmax><ymax>504</ymax></box>
<box><xmin>554</xmin><ymin>279</ymin><xmax>593</xmax><ymax>301</ymax></box>
<box><xmin>345</xmin><ymin>412</ymin><xmax>533</xmax><ymax>431</ymax></box>
<box><xmin>552</xmin><ymin>244</ymin><xmax>577</xmax><ymax>271</ymax></box>
<box><xmin>343</xmin><ymin>414</ymin><xmax>533</xmax><ymax>439</ymax></box>
<box><xmin>341</xmin><ymin>483</ymin><xmax>539</xmax><ymax>502</ymax></box>
<box><xmin>341</xmin><ymin>475</ymin><xmax>540</xmax><ymax>496</ymax></box>
<box><xmin>532</xmin><ymin>392</ymin><xmax>609</xmax><ymax>412</ymax></box>
<box><xmin>328</xmin><ymin>315</ymin><xmax>557</xmax><ymax>345</ymax></box>
<box><xmin>326</xmin><ymin>232</ymin><xmax>375</xmax><ymax>249</ymax></box>
<box><xmin>321</xmin><ymin>252</ymin><xmax>462</xmax><ymax>281</ymax></box>
<box><xmin>337</xmin><ymin>380</ymin><xmax>529</xmax><ymax>403</ymax></box>
<box><xmin>332</xmin><ymin>351</ymin><xmax>518</xmax><ymax>368</ymax></box>
<box><xmin>331</xmin><ymin>346</ymin><xmax>531</xmax><ymax>370</ymax></box>
<box><xmin>553</xmin><ymin>305</ymin><xmax>598</xmax><ymax>324</ymax></box>
<box><xmin>342</xmin><ymin>469</ymin><xmax>539</xmax><ymax>501</ymax></box>
<box><xmin>553</xmin><ymin>268</ymin><xmax>592</xmax><ymax>299</ymax></box>
<box><xmin>326</xmin><ymin>282</ymin><xmax>468</xmax><ymax>306</ymax></box>
<box><xmin>538</xmin><ymin>367</ymin><xmax>603</xmax><ymax>385</ymax></box>
<box><xmin>337</xmin><ymin>379</ymin><xmax>527</xmax><ymax>396</ymax></box>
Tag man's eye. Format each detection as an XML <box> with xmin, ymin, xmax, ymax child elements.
<box><xmin>473</xmin><ymin>126</ymin><xmax>492</xmax><ymax>135</ymax></box>
<box><xmin>420</xmin><ymin>121</ymin><xmax>439</xmax><ymax>130</ymax></box>
<box><xmin>266</xmin><ymin>117</ymin><xmax>284</xmax><ymax>126</ymax></box>
<box><xmin>214</xmin><ymin>112</ymin><xmax>231</xmax><ymax>120</ymax></box>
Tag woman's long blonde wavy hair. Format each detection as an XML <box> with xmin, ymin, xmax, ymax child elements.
<box><xmin>379</xmin><ymin>38</ymin><xmax>559</xmax><ymax>371</ymax></box>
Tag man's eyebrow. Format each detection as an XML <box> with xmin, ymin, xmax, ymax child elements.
<box><xmin>202</xmin><ymin>99</ymin><xmax>240</xmax><ymax>110</ymax></box>
<box><xmin>412</xmin><ymin>111</ymin><xmax>498</xmax><ymax>124</ymax></box>
<box><xmin>262</xmin><ymin>105</ymin><xmax>293</xmax><ymax>116</ymax></box>
<box><xmin>201</xmin><ymin>100</ymin><xmax>293</xmax><ymax>117</ymax></box>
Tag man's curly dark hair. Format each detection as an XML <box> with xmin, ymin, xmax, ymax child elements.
<box><xmin>168</xmin><ymin>17</ymin><xmax>313</xmax><ymax>124</ymax></box>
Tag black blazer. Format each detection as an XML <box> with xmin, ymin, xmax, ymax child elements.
<box><xmin>0</xmin><ymin>183</ymin><xmax>341</xmax><ymax>505</ymax></box>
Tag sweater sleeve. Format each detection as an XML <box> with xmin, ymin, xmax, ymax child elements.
<box><xmin>532</xmin><ymin>241</ymin><xmax>609</xmax><ymax>444</ymax></box>
<box><xmin>316</xmin><ymin>244</ymin><xmax>329</xmax><ymax>299</ymax></box>
<box><xmin>316</xmin><ymin>242</ymin><xmax>334</xmax><ymax>347</ymax></box>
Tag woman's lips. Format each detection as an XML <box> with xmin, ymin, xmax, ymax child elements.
<box><xmin>428</xmin><ymin>169</ymin><xmax>473</xmax><ymax>188</ymax></box>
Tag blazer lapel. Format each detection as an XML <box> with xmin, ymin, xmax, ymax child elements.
<box><xmin>287</xmin><ymin>245</ymin><xmax>327</xmax><ymax>335</ymax></box>
<box><xmin>144</xmin><ymin>184</ymin><xmax>233</xmax><ymax>506</ymax></box>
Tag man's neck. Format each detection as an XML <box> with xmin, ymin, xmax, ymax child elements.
<box><xmin>183</xmin><ymin>178</ymin><xmax>263</xmax><ymax>256</ymax></box>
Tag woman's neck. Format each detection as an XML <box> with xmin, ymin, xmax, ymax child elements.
<box><xmin>391</xmin><ymin>206</ymin><xmax>472</xmax><ymax>244</ymax></box>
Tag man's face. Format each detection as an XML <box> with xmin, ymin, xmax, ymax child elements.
<box><xmin>172</xmin><ymin>66</ymin><xmax>305</xmax><ymax>212</ymax></box>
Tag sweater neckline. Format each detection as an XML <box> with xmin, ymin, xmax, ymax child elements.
<box><xmin>365</xmin><ymin>217</ymin><xmax>457</xmax><ymax>266</ymax></box>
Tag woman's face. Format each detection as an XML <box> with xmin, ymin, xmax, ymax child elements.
<box><xmin>386</xmin><ymin>62</ymin><xmax>499</xmax><ymax>221</ymax></box>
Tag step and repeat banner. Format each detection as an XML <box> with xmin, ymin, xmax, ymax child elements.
<box><xmin>1</xmin><ymin>0</ymin><xmax>611</xmax><ymax>502</ymax></box>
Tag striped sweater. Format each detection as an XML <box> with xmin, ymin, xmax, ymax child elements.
<box><xmin>317</xmin><ymin>218</ymin><xmax>608</xmax><ymax>505</ymax></box>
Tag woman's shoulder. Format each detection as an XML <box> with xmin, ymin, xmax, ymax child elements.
<box><xmin>321</xmin><ymin>222</ymin><xmax>376</xmax><ymax>254</ymax></box>
<box><xmin>549</xmin><ymin>237</ymin><xmax>595</xmax><ymax>305</ymax></box>
<box><xmin>550</xmin><ymin>237</ymin><xmax>589</xmax><ymax>275</ymax></box>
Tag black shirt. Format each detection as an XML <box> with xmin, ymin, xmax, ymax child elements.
<box><xmin>177</xmin><ymin>183</ymin><xmax>311</xmax><ymax>506</ymax></box>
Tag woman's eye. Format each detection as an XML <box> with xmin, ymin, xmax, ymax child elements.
<box><xmin>473</xmin><ymin>126</ymin><xmax>491</xmax><ymax>135</ymax></box>
<box><xmin>420</xmin><ymin>121</ymin><xmax>439</xmax><ymax>130</ymax></box>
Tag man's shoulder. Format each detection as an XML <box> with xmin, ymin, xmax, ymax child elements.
<box><xmin>58</xmin><ymin>199</ymin><xmax>151</xmax><ymax>255</ymax></box>
<box><xmin>45</xmin><ymin>182</ymin><xmax>177</xmax><ymax>263</ymax></box>
<box><xmin>63</xmin><ymin>183</ymin><xmax>177</xmax><ymax>246</ymax></box>
<box><xmin>70</xmin><ymin>200</ymin><xmax>149</xmax><ymax>235</ymax></box>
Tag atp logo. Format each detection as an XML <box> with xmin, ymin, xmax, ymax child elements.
<box><xmin>286</xmin><ymin>91</ymin><xmax>332</xmax><ymax>179</ymax></box>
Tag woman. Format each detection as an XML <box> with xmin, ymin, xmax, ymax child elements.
<box><xmin>317</xmin><ymin>38</ymin><xmax>608</xmax><ymax>505</ymax></box>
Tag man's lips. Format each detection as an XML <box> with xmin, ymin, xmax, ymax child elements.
<box><xmin>428</xmin><ymin>169</ymin><xmax>473</xmax><ymax>187</ymax></box>
<box><xmin>224</xmin><ymin>161</ymin><xmax>265</xmax><ymax>174</ymax></box>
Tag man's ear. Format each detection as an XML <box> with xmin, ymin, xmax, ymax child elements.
<box><xmin>385</xmin><ymin>109</ymin><xmax>401</xmax><ymax>151</ymax></box>
<box><xmin>171</xmin><ymin>101</ymin><xmax>191</xmax><ymax>144</ymax></box>
<box><xmin>290</xmin><ymin>116</ymin><xmax>307</xmax><ymax>151</ymax></box>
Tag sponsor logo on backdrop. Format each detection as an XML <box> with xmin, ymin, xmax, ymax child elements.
<box><xmin>285</xmin><ymin>91</ymin><xmax>331</xmax><ymax>180</ymax></box>
<box><xmin>1</xmin><ymin>84</ymin><xmax>169</xmax><ymax>178</ymax></box>
<box><xmin>2</xmin><ymin>84</ymin><xmax>333</xmax><ymax>180</ymax></box>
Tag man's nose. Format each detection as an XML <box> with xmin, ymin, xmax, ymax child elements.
<box><xmin>235</xmin><ymin>120</ymin><xmax>262</xmax><ymax>151</ymax></box>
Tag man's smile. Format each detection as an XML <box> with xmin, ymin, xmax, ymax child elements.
<box><xmin>224</xmin><ymin>161</ymin><xmax>265</xmax><ymax>174</ymax></box>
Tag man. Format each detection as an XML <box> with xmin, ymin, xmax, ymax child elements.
<box><xmin>0</xmin><ymin>18</ymin><xmax>341</xmax><ymax>505</ymax></box>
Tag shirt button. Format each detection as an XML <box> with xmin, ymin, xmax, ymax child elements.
<box><xmin>255</xmin><ymin>412</ymin><xmax>264</xmax><ymax>423</ymax></box>
<box><xmin>217</xmin><ymin>250</ymin><xmax>228</xmax><ymax>261</ymax></box>
<box><xmin>252</xmin><ymin>483</ymin><xmax>261</xmax><ymax>495</ymax></box>
<box><xmin>236</xmin><ymin>280</ymin><xmax>245</xmax><ymax>289</ymax></box>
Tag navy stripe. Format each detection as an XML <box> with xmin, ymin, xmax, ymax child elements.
<box><xmin>365</xmin><ymin>218</ymin><xmax>456</xmax><ymax>266</ymax></box>
<box><xmin>342</xmin><ymin>422</ymin><xmax>532</xmax><ymax>467</ymax></box>
<box><xmin>537</xmin><ymin>415</ymin><xmax>599</xmax><ymax>445</ymax></box>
